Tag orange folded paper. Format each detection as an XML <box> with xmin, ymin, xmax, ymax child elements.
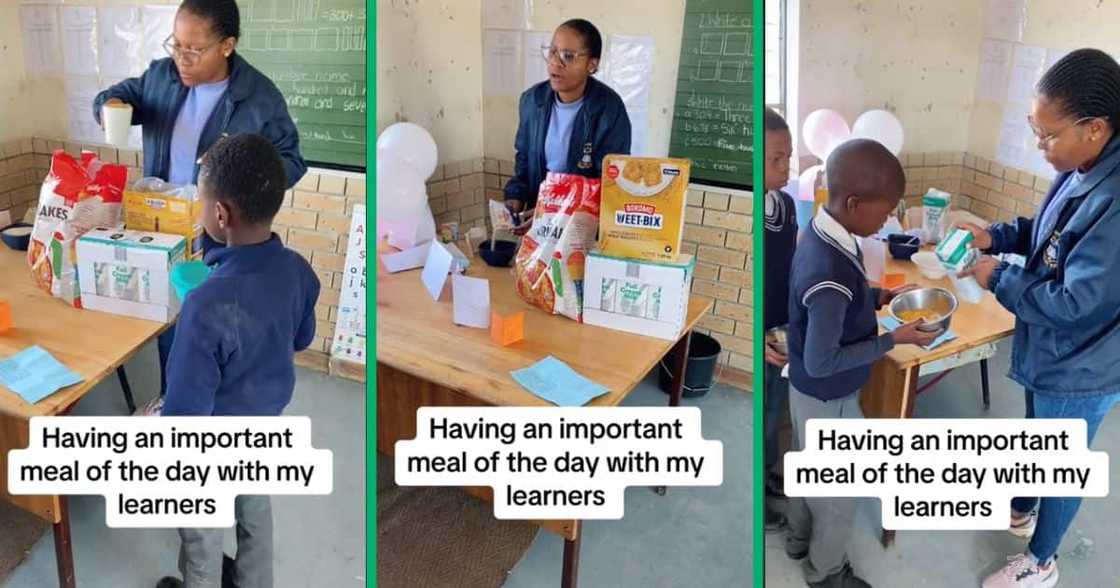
<box><xmin>882</xmin><ymin>273</ymin><xmax>905</xmax><ymax>290</ymax></box>
<box><xmin>490</xmin><ymin>311</ymin><xmax>524</xmax><ymax>346</ymax></box>
<box><xmin>0</xmin><ymin>301</ymin><xmax>10</xmax><ymax>333</ymax></box>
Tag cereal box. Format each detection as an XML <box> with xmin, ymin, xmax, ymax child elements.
<box><xmin>599</xmin><ymin>155</ymin><xmax>690</xmax><ymax>262</ymax></box>
<box><xmin>123</xmin><ymin>180</ymin><xmax>204</xmax><ymax>259</ymax></box>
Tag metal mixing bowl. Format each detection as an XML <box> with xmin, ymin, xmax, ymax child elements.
<box><xmin>889</xmin><ymin>287</ymin><xmax>957</xmax><ymax>333</ymax></box>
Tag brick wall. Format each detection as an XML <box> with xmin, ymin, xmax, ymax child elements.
<box><xmin>466</xmin><ymin>158</ymin><xmax>755</xmax><ymax>376</ymax></box>
<box><xmin>897</xmin><ymin>152</ymin><xmax>1051</xmax><ymax>222</ymax></box>
<box><xmin>0</xmin><ymin>138</ymin><xmax>45</xmax><ymax>222</ymax></box>
<box><xmin>7</xmin><ymin>136</ymin><xmax>365</xmax><ymax>378</ymax></box>
<box><xmin>682</xmin><ymin>189</ymin><xmax>754</xmax><ymax>374</ymax></box>
<box><xmin>424</xmin><ymin>157</ymin><xmax>489</xmax><ymax>234</ymax></box>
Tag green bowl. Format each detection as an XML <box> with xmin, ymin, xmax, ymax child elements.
<box><xmin>171</xmin><ymin>261</ymin><xmax>211</xmax><ymax>301</ymax></box>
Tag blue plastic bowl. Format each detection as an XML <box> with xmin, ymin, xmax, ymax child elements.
<box><xmin>170</xmin><ymin>261</ymin><xmax>212</xmax><ymax>301</ymax></box>
<box><xmin>0</xmin><ymin>223</ymin><xmax>33</xmax><ymax>251</ymax></box>
<box><xmin>887</xmin><ymin>233</ymin><xmax>921</xmax><ymax>260</ymax></box>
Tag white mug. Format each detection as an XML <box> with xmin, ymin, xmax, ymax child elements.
<box><xmin>102</xmin><ymin>102</ymin><xmax>133</xmax><ymax>147</ymax></box>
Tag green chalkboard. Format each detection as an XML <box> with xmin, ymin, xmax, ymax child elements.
<box><xmin>238</xmin><ymin>0</ymin><xmax>366</xmax><ymax>170</ymax></box>
<box><xmin>668</xmin><ymin>0</ymin><xmax>752</xmax><ymax>189</ymax></box>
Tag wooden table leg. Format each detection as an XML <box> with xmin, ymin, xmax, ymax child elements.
<box><xmin>561</xmin><ymin>533</ymin><xmax>581</xmax><ymax>588</ymax></box>
<box><xmin>667</xmin><ymin>331</ymin><xmax>693</xmax><ymax>408</ymax></box>
<box><xmin>53</xmin><ymin>496</ymin><xmax>74</xmax><ymax>588</ymax></box>
<box><xmin>860</xmin><ymin>359</ymin><xmax>918</xmax><ymax>549</ymax></box>
<box><xmin>859</xmin><ymin>361</ymin><xmax>919</xmax><ymax>419</ymax></box>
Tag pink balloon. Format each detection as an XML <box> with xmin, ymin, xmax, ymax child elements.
<box><xmin>802</xmin><ymin>109</ymin><xmax>851</xmax><ymax>160</ymax></box>
<box><xmin>798</xmin><ymin>164</ymin><xmax>824</xmax><ymax>202</ymax></box>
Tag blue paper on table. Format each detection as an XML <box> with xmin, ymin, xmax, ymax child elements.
<box><xmin>879</xmin><ymin>317</ymin><xmax>958</xmax><ymax>350</ymax></box>
<box><xmin>0</xmin><ymin>345</ymin><xmax>84</xmax><ymax>404</ymax></box>
<box><xmin>511</xmin><ymin>355</ymin><xmax>609</xmax><ymax>406</ymax></box>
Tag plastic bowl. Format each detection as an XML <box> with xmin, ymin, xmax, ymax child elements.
<box><xmin>911</xmin><ymin>250</ymin><xmax>946</xmax><ymax>279</ymax></box>
<box><xmin>887</xmin><ymin>233</ymin><xmax>920</xmax><ymax>260</ymax></box>
<box><xmin>170</xmin><ymin>261</ymin><xmax>212</xmax><ymax>301</ymax></box>
<box><xmin>0</xmin><ymin>223</ymin><xmax>33</xmax><ymax>251</ymax></box>
<box><xmin>479</xmin><ymin>240</ymin><xmax>517</xmax><ymax>267</ymax></box>
<box><xmin>890</xmin><ymin>287</ymin><xmax>958</xmax><ymax>333</ymax></box>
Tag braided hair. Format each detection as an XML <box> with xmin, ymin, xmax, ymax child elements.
<box><xmin>179</xmin><ymin>0</ymin><xmax>241</xmax><ymax>40</ymax></box>
<box><xmin>559</xmin><ymin>19</ymin><xmax>603</xmax><ymax>59</ymax></box>
<box><xmin>1037</xmin><ymin>48</ymin><xmax>1120</xmax><ymax>131</ymax></box>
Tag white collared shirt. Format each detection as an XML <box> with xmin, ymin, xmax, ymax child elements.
<box><xmin>813</xmin><ymin>206</ymin><xmax>860</xmax><ymax>259</ymax></box>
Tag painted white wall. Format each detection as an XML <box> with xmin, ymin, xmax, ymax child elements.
<box><xmin>376</xmin><ymin>0</ymin><xmax>485</xmax><ymax>165</ymax></box>
<box><xmin>797</xmin><ymin>0</ymin><xmax>984</xmax><ymax>160</ymax></box>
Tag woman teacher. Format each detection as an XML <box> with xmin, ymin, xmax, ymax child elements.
<box><xmin>92</xmin><ymin>0</ymin><xmax>305</xmax><ymax>401</ymax></box>
<box><xmin>504</xmin><ymin>18</ymin><xmax>631</xmax><ymax>231</ymax></box>
<box><xmin>961</xmin><ymin>49</ymin><xmax>1120</xmax><ymax>588</ymax></box>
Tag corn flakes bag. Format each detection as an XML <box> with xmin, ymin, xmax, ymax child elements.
<box><xmin>29</xmin><ymin>150</ymin><xmax>127</xmax><ymax>307</ymax></box>
<box><xmin>514</xmin><ymin>172</ymin><xmax>601</xmax><ymax>322</ymax></box>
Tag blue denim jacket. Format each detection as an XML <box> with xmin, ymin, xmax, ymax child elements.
<box><xmin>504</xmin><ymin>76</ymin><xmax>631</xmax><ymax>209</ymax></box>
<box><xmin>93</xmin><ymin>53</ymin><xmax>306</xmax><ymax>189</ymax></box>
<box><xmin>987</xmin><ymin>136</ymin><xmax>1120</xmax><ymax>397</ymax></box>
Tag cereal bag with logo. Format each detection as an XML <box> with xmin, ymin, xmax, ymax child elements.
<box><xmin>29</xmin><ymin>150</ymin><xmax>127</xmax><ymax>307</ymax></box>
<box><xmin>514</xmin><ymin>172</ymin><xmax>601</xmax><ymax>322</ymax></box>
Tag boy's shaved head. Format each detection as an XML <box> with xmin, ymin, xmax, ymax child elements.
<box><xmin>825</xmin><ymin>138</ymin><xmax>905</xmax><ymax>206</ymax></box>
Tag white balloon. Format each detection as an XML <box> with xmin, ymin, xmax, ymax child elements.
<box><xmin>851</xmin><ymin>110</ymin><xmax>905</xmax><ymax>156</ymax></box>
<box><xmin>376</xmin><ymin>122</ymin><xmax>439</xmax><ymax>180</ymax></box>
<box><xmin>802</xmin><ymin>109</ymin><xmax>851</xmax><ymax>160</ymax></box>
<box><xmin>376</xmin><ymin>153</ymin><xmax>428</xmax><ymax>238</ymax></box>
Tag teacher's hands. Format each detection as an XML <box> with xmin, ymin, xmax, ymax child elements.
<box><xmin>964</xmin><ymin>255</ymin><xmax>1001</xmax><ymax>291</ymax></box>
<box><xmin>955</xmin><ymin>222</ymin><xmax>993</xmax><ymax>250</ymax></box>
<box><xmin>99</xmin><ymin>98</ymin><xmax>128</xmax><ymax>129</ymax></box>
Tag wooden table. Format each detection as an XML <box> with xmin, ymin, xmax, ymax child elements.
<box><xmin>0</xmin><ymin>245</ymin><xmax>168</xmax><ymax>587</ymax></box>
<box><xmin>376</xmin><ymin>247</ymin><xmax>713</xmax><ymax>588</ymax></box>
<box><xmin>861</xmin><ymin>251</ymin><xmax>1016</xmax><ymax>546</ymax></box>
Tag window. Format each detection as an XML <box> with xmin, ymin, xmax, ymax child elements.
<box><xmin>764</xmin><ymin>0</ymin><xmax>785</xmax><ymax>114</ymax></box>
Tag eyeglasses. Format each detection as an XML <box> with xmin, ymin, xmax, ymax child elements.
<box><xmin>163</xmin><ymin>35</ymin><xmax>223</xmax><ymax>66</ymax></box>
<box><xmin>1027</xmin><ymin>116</ymin><xmax>1106</xmax><ymax>146</ymax></box>
<box><xmin>540</xmin><ymin>45</ymin><xmax>589</xmax><ymax>67</ymax></box>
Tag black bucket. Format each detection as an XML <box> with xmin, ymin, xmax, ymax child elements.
<box><xmin>658</xmin><ymin>332</ymin><xmax>722</xmax><ymax>398</ymax></box>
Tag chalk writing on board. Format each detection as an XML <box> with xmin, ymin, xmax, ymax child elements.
<box><xmin>698</xmin><ymin>12</ymin><xmax>751</xmax><ymax>29</ymax></box>
<box><xmin>301</xmin><ymin>129</ymin><xmax>363</xmax><ymax>146</ymax></box>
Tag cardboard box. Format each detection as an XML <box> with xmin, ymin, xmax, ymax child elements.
<box><xmin>598</xmin><ymin>155</ymin><xmax>690</xmax><ymax>262</ymax></box>
<box><xmin>582</xmin><ymin>251</ymin><xmax>695</xmax><ymax>341</ymax></box>
<box><xmin>123</xmin><ymin>189</ymin><xmax>204</xmax><ymax>259</ymax></box>
<box><xmin>76</xmin><ymin>227</ymin><xmax>186</xmax><ymax>323</ymax></box>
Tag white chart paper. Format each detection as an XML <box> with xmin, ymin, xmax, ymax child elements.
<box><xmin>331</xmin><ymin>205</ymin><xmax>367</xmax><ymax>365</ymax></box>
<box><xmin>99</xmin><ymin>6</ymin><xmax>144</xmax><ymax>78</ymax></box>
<box><xmin>141</xmin><ymin>6</ymin><xmax>177</xmax><ymax>66</ymax></box>
<box><xmin>977</xmin><ymin>39</ymin><xmax>1013</xmax><ymax>103</ymax></box>
<box><xmin>523</xmin><ymin>31</ymin><xmax>551</xmax><ymax>90</ymax></box>
<box><xmin>21</xmin><ymin>5</ymin><xmax>62</xmax><ymax>74</ymax></box>
<box><xmin>483</xmin><ymin>30</ymin><xmax>522</xmax><ymax>97</ymax></box>
<box><xmin>61</xmin><ymin>6</ymin><xmax>97</xmax><ymax>76</ymax></box>
<box><xmin>482</xmin><ymin>0</ymin><xmax>531</xmax><ymax>30</ymax></box>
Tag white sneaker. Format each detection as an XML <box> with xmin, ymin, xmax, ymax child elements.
<box><xmin>1009</xmin><ymin>510</ymin><xmax>1037</xmax><ymax>538</ymax></box>
<box><xmin>981</xmin><ymin>554</ymin><xmax>1058</xmax><ymax>588</ymax></box>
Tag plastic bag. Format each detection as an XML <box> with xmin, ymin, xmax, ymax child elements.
<box><xmin>123</xmin><ymin>177</ymin><xmax>203</xmax><ymax>257</ymax></box>
<box><xmin>514</xmin><ymin>173</ymin><xmax>601</xmax><ymax>322</ymax></box>
<box><xmin>29</xmin><ymin>151</ymin><xmax>127</xmax><ymax>307</ymax></box>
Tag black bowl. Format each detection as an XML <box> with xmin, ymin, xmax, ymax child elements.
<box><xmin>887</xmin><ymin>233</ymin><xmax>920</xmax><ymax>260</ymax></box>
<box><xmin>0</xmin><ymin>223</ymin><xmax>32</xmax><ymax>251</ymax></box>
<box><xmin>479</xmin><ymin>240</ymin><xmax>517</xmax><ymax>267</ymax></box>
